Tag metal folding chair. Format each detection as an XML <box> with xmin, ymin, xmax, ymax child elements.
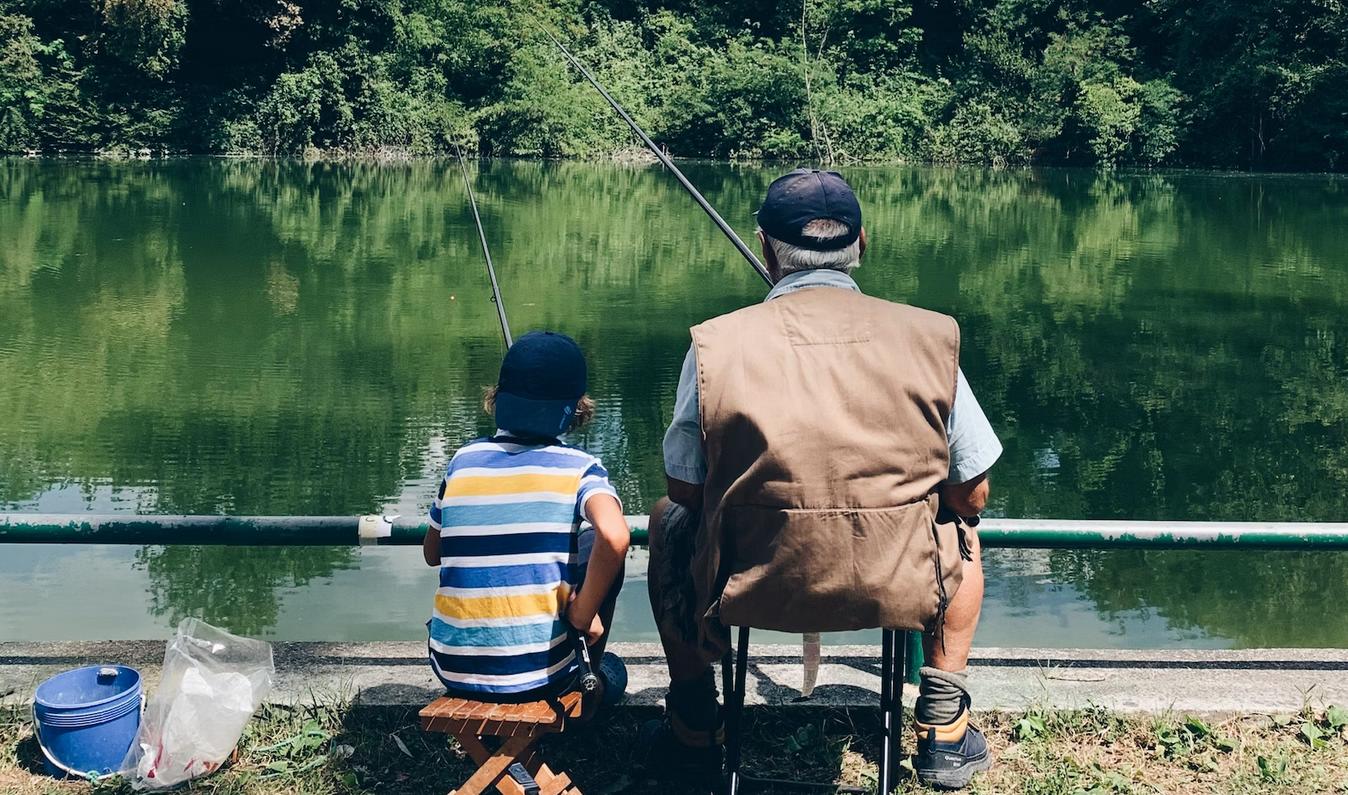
<box><xmin>721</xmin><ymin>627</ymin><xmax>909</xmax><ymax>794</ymax></box>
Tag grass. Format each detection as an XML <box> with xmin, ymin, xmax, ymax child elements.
<box><xmin>4</xmin><ymin>701</ymin><xmax>1348</xmax><ymax>794</ymax></box>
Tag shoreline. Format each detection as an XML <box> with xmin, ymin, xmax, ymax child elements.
<box><xmin>6</xmin><ymin>154</ymin><xmax>1346</xmax><ymax>178</ymax></box>
<box><xmin>5</xmin><ymin>641</ymin><xmax>1348</xmax><ymax>715</ymax></box>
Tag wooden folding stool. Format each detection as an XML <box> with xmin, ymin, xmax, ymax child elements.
<box><xmin>420</xmin><ymin>691</ymin><xmax>586</xmax><ymax>795</ymax></box>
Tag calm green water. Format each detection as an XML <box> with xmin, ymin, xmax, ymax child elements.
<box><xmin>2</xmin><ymin>159</ymin><xmax>1346</xmax><ymax>649</ymax></box>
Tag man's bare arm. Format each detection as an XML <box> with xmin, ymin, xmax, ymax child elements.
<box><xmin>940</xmin><ymin>472</ymin><xmax>989</xmax><ymax>517</ymax></box>
<box><xmin>667</xmin><ymin>476</ymin><xmax>703</xmax><ymax>510</ymax></box>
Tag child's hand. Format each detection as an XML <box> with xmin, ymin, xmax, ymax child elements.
<box><xmin>566</xmin><ymin>601</ymin><xmax>604</xmax><ymax>645</ymax></box>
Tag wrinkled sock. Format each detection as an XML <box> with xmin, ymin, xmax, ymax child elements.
<box><xmin>915</xmin><ymin>666</ymin><xmax>970</xmax><ymax>726</ymax></box>
<box><xmin>668</xmin><ymin>669</ymin><xmax>720</xmax><ymax>731</ymax></box>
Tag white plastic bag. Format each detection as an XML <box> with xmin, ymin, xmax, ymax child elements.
<box><xmin>120</xmin><ymin>618</ymin><xmax>274</xmax><ymax>789</ymax></box>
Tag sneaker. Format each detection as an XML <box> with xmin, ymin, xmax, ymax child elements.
<box><xmin>913</xmin><ymin>707</ymin><xmax>992</xmax><ymax>790</ymax></box>
<box><xmin>638</xmin><ymin>712</ymin><xmax>724</xmax><ymax>788</ymax></box>
<box><xmin>576</xmin><ymin>652</ymin><xmax>629</xmax><ymax>723</ymax></box>
<box><xmin>598</xmin><ymin>652</ymin><xmax>628</xmax><ymax>708</ymax></box>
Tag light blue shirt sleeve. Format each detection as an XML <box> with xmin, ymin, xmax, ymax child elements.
<box><xmin>577</xmin><ymin>457</ymin><xmax>622</xmax><ymax>520</ymax></box>
<box><xmin>662</xmin><ymin>344</ymin><xmax>707</xmax><ymax>484</ymax></box>
<box><xmin>946</xmin><ymin>369</ymin><xmax>1002</xmax><ymax>484</ymax></box>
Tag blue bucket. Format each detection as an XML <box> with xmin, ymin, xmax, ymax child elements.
<box><xmin>33</xmin><ymin>665</ymin><xmax>141</xmax><ymax>779</ymax></box>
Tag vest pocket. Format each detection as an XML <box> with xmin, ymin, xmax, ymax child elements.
<box><xmin>716</xmin><ymin>500</ymin><xmax>950</xmax><ymax>633</ymax></box>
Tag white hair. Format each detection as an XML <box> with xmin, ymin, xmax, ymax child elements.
<box><xmin>760</xmin><ymin>218</ymin><xmax>861</xmax><ymax>275</ymax></box>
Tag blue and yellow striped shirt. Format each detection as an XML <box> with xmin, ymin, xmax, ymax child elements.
<box><xmin>427</xmin><ymin>434</ymin><xmax>619</xmax><ymax>696</ymax></box>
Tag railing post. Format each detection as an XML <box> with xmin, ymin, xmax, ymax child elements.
<box><xmin>905</xmin><ymin>629</ymin><xmax>923</xmax><ymax>686</ymax></box>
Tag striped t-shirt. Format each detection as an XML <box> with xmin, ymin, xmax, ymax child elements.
<box><xmin>427</xmin><ymin>434</ymin><xmax>619</xmax><ymax>697</ymax></box>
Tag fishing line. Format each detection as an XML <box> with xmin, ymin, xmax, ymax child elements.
<box><xmin>537</xmin><ymin>23</ymin><xmax>772</xmax><ymax>286</ymax></box>
<box><xmin>454</xmin><ymin>143</ymin><xmax>513</xmax><ymax>347</ymax></box>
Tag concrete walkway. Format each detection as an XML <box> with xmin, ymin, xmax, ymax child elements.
<box><xmin>5</xmin><ymin>642</ymin><xmax>1348</xmax><ymax>715</ymax></box>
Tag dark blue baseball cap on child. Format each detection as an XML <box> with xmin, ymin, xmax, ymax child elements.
<box><xmin>494</xmin><ymin>331</ymin><xmax>587</xmax><ymax>439</ymax></box>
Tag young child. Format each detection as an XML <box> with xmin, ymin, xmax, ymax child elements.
<box><xmin>423</xmin><ymin>331</ymin><xmax>630</xmax><ymax>703</ymax></box>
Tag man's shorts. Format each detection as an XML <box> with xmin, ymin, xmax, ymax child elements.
<box><xmin>650</xmin><ymin>501</ymin><xmax>730</xmax><ymax>661</ymax></box>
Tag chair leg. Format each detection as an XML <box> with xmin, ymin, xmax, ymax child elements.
<box><xmin>453</xmin><ymin>732</ymin><xmax>534</xmax><ymax>795</ymax></box>
<box><xmin>879</xmin><ymin>630</ymin><xmax>894</xmax><ymax>795</ymax></box>
<box><xmin>721</xmin><ymin>648</ymin><xmax>735</xmax><ymax>716</ymax></box>
<box><xmin>723</xmin><ymin>626</ymin><xmax>751</xmax><ymax>795</ymax></box>
<box><xmin>878</xmin><ymin>630</ymin><xmax>906</xmax><ymax>795</ymax></box>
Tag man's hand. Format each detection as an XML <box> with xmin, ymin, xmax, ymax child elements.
<box><xmin>940</xmin><ymin>472</ymin><xmax>990</xmax><ymax>518</ymax></box>
<box><xmin>667</xmin><ymin>476</ymin><xmax>703</xmax><ymax>510</ymax></box>
<box><xmin>566</xmin><ymin>600</ymin><xmax>604</xmax><ymax>645</ymax></box>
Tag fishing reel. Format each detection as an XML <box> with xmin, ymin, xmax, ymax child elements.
<box><xmin>574</xmin><ymin>635</ymin><xmax>601</xmax><ymax>694</ymax></box>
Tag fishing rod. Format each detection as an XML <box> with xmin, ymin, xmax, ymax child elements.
<box><xmin>541</xmin><ymin>28</ymin><xmax>846</xmax><ymax>771</ymax></box>
<box><xmin>453</xmin><ymin>144</ymin><xmax>604</xmax><ymax>700</ymax></box>
<box><xmin>454</xmin><ymin>144</ymin><xmax>513</xmax><ymax>347</ymax></box>
<box><xmin>537</xmin><ymin>24</ymin><xmax>772</xmax><ymax>286</ymax></box>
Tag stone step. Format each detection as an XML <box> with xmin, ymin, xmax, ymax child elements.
<box><xmin>5</xmin><ymin>641</ymin><xmax>1348</xmax><ymax>715</ymax></box>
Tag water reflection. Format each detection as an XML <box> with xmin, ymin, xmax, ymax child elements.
<box><xmin>1</xmin><ymin>160</ymin><xmax>1345</xmax><ymax>646</ymax></box>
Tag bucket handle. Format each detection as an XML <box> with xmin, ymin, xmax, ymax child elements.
<box><xmin>31</xmin><ymin>693</ymin><xmax>145</xmax><ymax>784</ymax></box>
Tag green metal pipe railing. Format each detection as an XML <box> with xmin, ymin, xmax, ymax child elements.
<box><xmin>4</xmin><ymin>512</ymin><xmax>1347</xmax><ymax>686</ymax></box>
<box><xmin>5</xmin><ymin>513</ymin><xmax>1348</xmax><ymax>549</ymax></box>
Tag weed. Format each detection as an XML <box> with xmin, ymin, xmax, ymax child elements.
<box><xmin>1257</xmin><ymin>753</ymin><xmax>1290</xmax><ymax>784</ymax></box>
<box><xmin>1015</xmin><ymin>713</ymin><xmax>1049</xmax><ymax>742</ymax></box>
<box><xmin>1327</xmin><ymin>705</ymin><xmax>1348</xmax><ymax>731</ymax></box>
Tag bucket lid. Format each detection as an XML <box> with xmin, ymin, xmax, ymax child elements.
<box><xmin>34</xmin><ymin>665</ymin><xmax>141</xmax><ymax>711</ymax></box>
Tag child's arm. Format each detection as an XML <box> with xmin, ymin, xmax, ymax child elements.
<box><xmin>566</xmin><ymin>493</ymin><xmax>629</xmax><ymax>642</ymax></box>
<box><xmin>422</xmin><ymin>526</ymin><xmax>440</xmax><ymax>567</ymax></box>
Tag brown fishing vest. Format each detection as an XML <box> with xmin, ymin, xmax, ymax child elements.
<box><xmin>689</xmin><ymin>285</ymin><xmax>964</xmax><ymax>639</ymax></box>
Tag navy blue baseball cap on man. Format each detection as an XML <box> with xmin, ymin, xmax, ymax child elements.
<box><xmin>494</xmin><ymin>331</ymin><xmax>588</xmax><ymax>439</ymax></box>
<box><xmin>756</xmin><ymin>169</ymin><xmax>863</xmax><ymax>251</ymax></box>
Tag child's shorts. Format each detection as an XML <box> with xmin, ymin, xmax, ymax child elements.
<box><xmin>426</xmin><ymin>526</ymin><xmax>623</xmax><ymax>703</ymax></box>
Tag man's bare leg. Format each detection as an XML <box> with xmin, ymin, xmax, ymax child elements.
<box><xmin>912</xmin><ymin>526</ymin><xmax>990</xmax><ymax>788</ymax></box>
<box><xmin>925</xmin><ymin>526</ymin><xmax>984</xmax><ymax>672</ymax></box>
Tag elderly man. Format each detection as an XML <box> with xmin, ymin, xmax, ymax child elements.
<box><xmin>643</xmin><ymin>170</ymin><xmax>1002</xmax><ymax>790</ymax></box>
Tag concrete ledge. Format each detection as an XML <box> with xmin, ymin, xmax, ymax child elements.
<box><xmin>4</xmin><ymin>642</ymin><xmax>1347</xmax><ymax>715</ymax></box>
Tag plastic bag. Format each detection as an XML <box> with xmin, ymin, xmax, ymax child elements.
<box><xmin>119</xmin><ymin>618</ymin><xmax>274</xmax><ymax>789</ymax></box>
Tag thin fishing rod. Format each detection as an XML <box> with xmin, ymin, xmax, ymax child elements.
<box><xmin>538</xmin><ymin>25</ymin><xmax>772</xmax><ymax>286</ymax></box>
<box><xmin>454</xmin><ymin>144</ymin><xmax>513</xmax><ymax>347</ymax></box>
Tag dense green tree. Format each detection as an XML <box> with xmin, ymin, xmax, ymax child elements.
<box><xmin>1160</xmin><ymin>0</ymin><xmax>1348</xmax><ymax>170</ymax></box>
<box><xmin>0</xmin><ymin>1</ymin><xmax>1345</xmax><ymax>165</ymax></box>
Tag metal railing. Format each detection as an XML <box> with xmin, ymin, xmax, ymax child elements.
<box><xmin>6</xmin><ymin>512</ymin><xmax>1347</xmax><ymax>685</ymax></box>
<box><xmin>5</xmin><ymin>513</ymin><xmax>1348</xmax><ymax>549</ymax></box>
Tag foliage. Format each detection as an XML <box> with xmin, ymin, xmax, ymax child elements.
<box><xmin>98</xmin><ymin>0</ymin><xmax>187</xmax><ymax>79</ymax></box>
<box><xmin>0</xmin><ymin>0</ymin><xmax>1342</xmax><ymax>167</ymax></box>
<box><xmin>0</xmin><ymin>13</ymin><xmax>91</xmax><ymax>151</ymax></box>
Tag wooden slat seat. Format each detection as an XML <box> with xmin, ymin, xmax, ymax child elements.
<box><xmin>420</xmin><ymin>692</ymin><xmax>587</xmax><ymax>795</ymax></box>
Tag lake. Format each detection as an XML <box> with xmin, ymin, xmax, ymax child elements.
<box><xmin>1</xmin><ymin>159</ymin><xmax>1346</xmax><ymax>649</ymax></box>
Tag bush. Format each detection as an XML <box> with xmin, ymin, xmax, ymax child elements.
<box><xmin>0</xmin><ymin>13</ymin><xmax>43</xmax><ymax>150</ymax></box>
<box><xmin>928</xmin><ymin>101</ymin><xmax>1027</xmax><ymax>166</ymax></box>
<box><xmin>1077</xmin><ymin>77</ymin><xmax>1142</xmax><ymax>164</ymax></box>
<box><xmin>1136</xmin><ymin>79</ymin><xmax>1184</xmax><ymax>165</ymax></box>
